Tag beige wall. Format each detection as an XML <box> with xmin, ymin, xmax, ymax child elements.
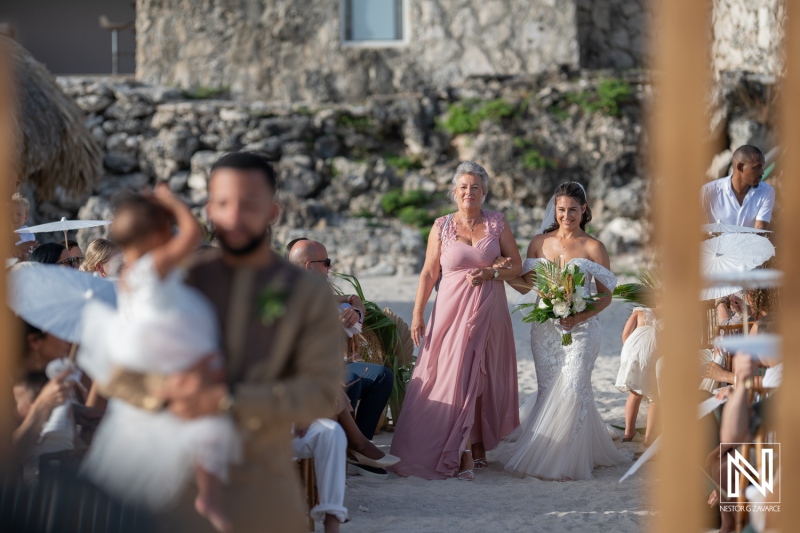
<box><xmin>135</xmin><ymin>0</ymin><xmax>578</xmax><ymax>102</ymax></box>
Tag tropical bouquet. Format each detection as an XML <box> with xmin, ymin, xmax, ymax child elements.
<box><xmin>517</xmin><ymin>258</ymin><xmax>605</xmax><ymax>345</ymax></box>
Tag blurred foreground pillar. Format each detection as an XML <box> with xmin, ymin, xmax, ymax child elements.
<box><xmin>649</xmin><ymin>0</ymin><xmax>710</xmax><ymax>531</ymax></box>
<box><xmin>0</xmin><ymin>33</ymin><xmax>17</xmax><ymax>464</ymax></box>
<box><xmin>777</xmin><ymin>1</ymin><xmax>800</xmax><ymax>530</ymax></box>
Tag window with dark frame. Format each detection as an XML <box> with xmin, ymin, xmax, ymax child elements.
<box><xmin>343</xmin><ymin>0</ymin><xmax>404</xmax><ymax>43</ymax></box>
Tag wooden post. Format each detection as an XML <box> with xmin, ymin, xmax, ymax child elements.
<box><xmin>649</xmin><ymin>0</ymin><xmax>710</xmax><ymax>530</ymax></box>
<box><xmin>777</xmin><ymin>0</ymin><xmax>800</xmax><ymax>528</ymax></box>
<box><xmin>0</xmin><ymin>36</ymin><xmax>18</xmax><ymax>463</ymax></box>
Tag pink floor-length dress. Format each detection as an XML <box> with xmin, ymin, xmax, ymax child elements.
<box><xmin>390</xmin><ymin>210</ymin><xmax>519</xmax><ymax>479</ymax></box>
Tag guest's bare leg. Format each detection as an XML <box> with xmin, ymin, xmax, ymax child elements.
<box><xmin>644</xmin><ymin>403</ymin><xmax>658</xmax><ymax>445</ymax></box>
<box><xmin>324</xmin><ymin>513</ymin><xmax>340</xmax><ymax>533</ymax></box>
<box><xmin>458</xmin><ymin>438</ymin><xmax>474</xmax><ymax>480</ymax></box>
<box><xmin>194</xmin><ymin>466</ymin><xmax>232</xmax><ymax>533</ymax></box>
<box><xmin>337</xmin><ymin>409</ymin><xmax>384</xmax><ymax>460</ymax></box>
<box><xmin>624</xmin><ymin>392</ymin><xmax>642</xmax><ymax>440</ymax></box>
<box><xmin>471</xmin><ymin>396</ymin><xmax>487</xmax><ymax>467</ymax></box>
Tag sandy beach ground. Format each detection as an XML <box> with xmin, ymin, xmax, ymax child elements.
<box><xmin>330</xmin><ymin>275</ymin><xmax>657</xmax><ymax>533</ymax></box>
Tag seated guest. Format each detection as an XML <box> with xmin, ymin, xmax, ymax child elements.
<box><xmin>715</xmin><ymin>294</ymin><xmax>744</xmax><ymax>326</ymax></box>
<box><xmin>80</xmin><ymin>238</ymin><xmax>123</xmax><ymax>278</ymax></box>
<box><xmin>31</xmin><ymin>242</ymin><xmax>74</xmax><ymax>267</ymax></box>
<box><xmin>292</xmin><ymin>420</ymin><xmax>348</xmax><ymax>533</ymax></box>
<box><xmin>66</xmin><ymin>240</ymin><xmax>84</xmax><ymax>261</ymax></box>
<box><xmin>701</xmin><ymin>145</ymin><xmax>774</xmax><ymax>229</ymax></box>
<box><xmin>10</xmin><ymin>192</ymin><xmax>37</xmax><ymax>260</ymax></box>
<box><xmin>14</xmin><ymin>321</ymin><xmax>77</xmax><ymax>484</ymax></box>
<box><xmin>286</xmin><ymin>238</ymin><xmax>398</xmax><ymax>478</ymax></box>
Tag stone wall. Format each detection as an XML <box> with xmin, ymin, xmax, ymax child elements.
<box><xmin>40</xmin><ymin>71</ymin><xmax>654</xmax><ymax>275</ymax></box>
<box><xmin>712</xmin><ymin>0</ymin><xmax>785</xmax><ymax>77</ymax></box>
<box><xmin>575</xmin><ymin>0</ymin><xmax>650</xmax><ymax>69</ymax></box>
<box><xmin>135</xmin><ymin>0</ymin><xmax>578</xmax><ymax>102</ymax></box>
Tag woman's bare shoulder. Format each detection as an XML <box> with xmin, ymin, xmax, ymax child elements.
<box><xmin>526</xmin><ymin>233</ymin><xmax>549</xmax><ymax>256</ymax></box>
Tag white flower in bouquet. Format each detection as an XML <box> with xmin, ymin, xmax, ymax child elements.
<box><xmin>576</xmin><ymin>285</ymin><xmax>589</xmax><ymax>299</ymax></box>
<box><xmin>538</xmin><ymin>297</ymin><xmax>549</xmax><ymax>309</ymax></box>
<box><xmin>572</xmin><ymin>295</ymin><xmax>587</xmax><ymax>313</ymax></box>
<box><xmin>566</xmin><ymin>264</ymin><xmax>577</xmax><ymax>275</ymax></box>
<box><xmin>553</xmin><ymin>301</ymin><xmax>570</xmax><ymax>318</ymax></box>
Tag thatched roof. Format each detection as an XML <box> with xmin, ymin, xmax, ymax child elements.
<box><xmin>5</xmin><ymin>36</ymin><xmax>102</xmax><ymax>200</ymax></box>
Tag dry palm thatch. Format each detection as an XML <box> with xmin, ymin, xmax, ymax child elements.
<box><xmin>5</xmin><ymin>36</ymin><xmax>102</xmax><ymax>200</ymax></box>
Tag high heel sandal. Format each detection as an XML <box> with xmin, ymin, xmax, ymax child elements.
<box><xmin>474</xmin><ymin>458</ymin><xmax>488</xmax><ymax>469</ymax></box>
<box><xmin>456</xmin><ymin>450</ymin><xmax>474</xmax><ymax>481</ymax></box>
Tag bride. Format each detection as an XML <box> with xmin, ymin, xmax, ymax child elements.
<box><xmin>493</xmin><ymin>182</ymin><xmax>631</xmax><ymax>481</ymax></box>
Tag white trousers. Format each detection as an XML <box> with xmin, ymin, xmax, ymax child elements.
<box><xmin>292</xmin><ymin>419</ymin><xmax>348</xmax><ymax>523</ymax></box>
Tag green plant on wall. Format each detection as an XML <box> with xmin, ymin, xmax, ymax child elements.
<box><xmin>513</xmin><ymin>137</ymin><xmax>557</xmax><ymax>171</ymax></box>
<box><xmin>562</xmin><ymin>78</ymin><xmax>633</xmax><ymax>118</ymax></box>
<box><xmin>384</xmin><ymin>154</ymin><xmax>424</xmax><ymax>172</ymax></box>
<box><xmin>438</xmin><ymin>98</ymin><xmax>519</xmax><ymax>135</ymax></box>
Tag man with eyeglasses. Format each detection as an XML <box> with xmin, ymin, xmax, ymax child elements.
<box><xmin>286</xmin><ymin>238</ymin><xmax>395</xmax><ymax>479</ymax></box>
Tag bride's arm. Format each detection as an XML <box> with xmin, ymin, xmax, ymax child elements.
<box><xmin>506</xmin><ymin>237</ymin><xmax>541</xmax><ymax>294</ymax></box>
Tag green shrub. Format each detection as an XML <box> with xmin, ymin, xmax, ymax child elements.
<box><xmin>521</xmin><ymin>149</ymin><xmax>557</xmax><ymax>171</ymax></box>
<box><xmin>438</xmin><ymin>100</ymin><xmax>482</xmax><ymax>135</ymax></box>
<box><xmin>380</xmin><ymin>189</ymin><xmax>431</xmax><ymax>216</ymax></box>
<box><xmin>384</xmin><ymin>154</ymin><xmax>423</xmax><ymax>172</ymax></box>
<box><xmin>562</xmin><ymin>78</ymin><xmax>633</xmax><ymax>117</ymax></box>
<box><xmin>514</xmin><ymin>138</ymin><xmax>557</xmax><ymax>171</ymax></box>
<box><xmin>438</xmin><ymin>98</ymin><xmax>519</xmax><ymax>135</ymax></box>
<box><xmin>398</xmin><ymin>206</ymin><xmax>435</xmax><ymax>228</ymax></box>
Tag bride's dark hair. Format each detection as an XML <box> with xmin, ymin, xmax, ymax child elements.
<box><xmin>544</xmin><ymin>182</ymin><xmax>592</xmax><ymax>234</ymax></box>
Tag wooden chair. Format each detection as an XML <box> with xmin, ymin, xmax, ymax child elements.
<box><xmin>296</xmin><ymin>458</ymin><xmax>319</xmax><ymax>532</ymax></box>
<box><xmin>718</xmin><ymin>322</ymin><xmax>757</xmax><ymax>337</ymax></box>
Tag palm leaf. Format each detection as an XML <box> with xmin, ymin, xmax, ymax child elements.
<box><xmin>613</xmin><ymin>269</ymin><xmax>661</xmax><ymax>307</ymax></box>
<box><xmin>332</xmin><ymin>272</ymin><xmax>413</xmax><ymax>423</ymax></box>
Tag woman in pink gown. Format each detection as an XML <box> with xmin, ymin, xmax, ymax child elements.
<box><xmin>390</xmin><ymin>161</ymin><xmax>522</xmax><ymax>480</ymax></box>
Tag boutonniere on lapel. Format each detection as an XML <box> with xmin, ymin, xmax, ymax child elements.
<box><xmin>256</xmin><ymin>283</ymin><xmax>290</xmax><ymax>326</ymax></box>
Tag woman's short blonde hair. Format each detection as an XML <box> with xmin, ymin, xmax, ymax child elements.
<box><xmin>80</xmin><ymin>238</ymin><xmax>120</xmax><ymax>273</ymax></box>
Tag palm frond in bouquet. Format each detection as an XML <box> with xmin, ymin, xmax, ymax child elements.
<box><xmin>515</xmin><ymin>258</ymin><xmax>606</xmax><ymax>345</ymax></box>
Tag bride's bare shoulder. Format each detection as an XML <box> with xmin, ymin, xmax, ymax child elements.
<box><xmin>582</xmin><ymin>235</ymin><xmax>610</xmax><ymax>266</ymax></box>
<box><xmin>526</xmin><ymin>233</ymin><xmax>550</xmax><ymax>257</ymax></box>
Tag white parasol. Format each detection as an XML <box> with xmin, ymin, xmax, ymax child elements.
<box><xmin>15</xmin><ymin>216</ymin><xmax>111</xmax><ymax>249</ymax></box>
<box><xmin>715</xmin><ymin>333</ymin><xmax>781</xmax><ymax>362</ymax></box>
<box><xmin>9</xmin><ymin>263</ymin><xmax>117</xmax><ymax>344</ymax></box>
<box><xmin>700</xmin><ymin>234</ymin><xmax>775</xmax><ymax>301</ymax></box>
<box><xmin>702</xmin><ymin>221</ymin><xmax>771</xmax><ymax>235</ymax></box>
<box><xmin>704</xmin><ymin>269</ymin><xmax>783</xmax><ymax>290</ymax></box>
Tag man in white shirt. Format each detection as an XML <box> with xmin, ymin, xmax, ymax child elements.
<box><xmin>701</xmin><ymin>145</ymin><xmax>775</xmax><ymax>229</ymax></box>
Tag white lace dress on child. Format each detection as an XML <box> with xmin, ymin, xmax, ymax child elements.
<box><xmin>615</xmin><ymin>307</ymin><xmax>660</xmax><ymax>402</ymax></box>
<box><xmin>78</xmin><ymin>253</ymin><xmax>241</xmax><ymax>510</ymax></box>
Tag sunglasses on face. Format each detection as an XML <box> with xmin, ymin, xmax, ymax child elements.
<box><xmin>58</xmin><ymin>257</ymin><xmax>83</xmax><ymax>268</ymax></box>
<box><xmin>308</xmin><ymin>258</ymin><xmax>332</xmax><ymax>268</ymax></box>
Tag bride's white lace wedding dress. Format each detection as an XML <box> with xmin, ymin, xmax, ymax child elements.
<box><xmin>493</xmin><ymin>257</ymin><xmax>631</xmax><ymax>480</ymax></box>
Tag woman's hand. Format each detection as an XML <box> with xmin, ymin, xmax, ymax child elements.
<box><xmin>466</xmin><ymin>268</ymin><xmax>491</xmax><ymax>287</ymax></box>
<box><xmin>33</xmin><ymin>369</ymin><xmax>72</xmax><ymax>416</ymax></box>
<box><xmin>559</xmin><ymin>312</ymin><xmax>586</xmax><ymax>331</ymax></box>
<box><xmin>339</xmin><ymin>307</ymin><xmax>360</xmax><ymax>329</ymax></box>
<box><xmin>411</xmin><ymin>315</ymin><xmax>426</xmax><ymax>347</ymax></box>
<box><xmin>492</xmin><ymin>256</ymin><xmax>513</xmax><ymax>270</ymax></box>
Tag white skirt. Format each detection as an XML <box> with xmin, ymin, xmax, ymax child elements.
<box><xmin>80</xmin><ymin>399</ymin><xmax>241</xmax><ymax>510</ymax></box>
<box><xmin>615</xmin><ymin>325</ymin><xmax>658</xmax><ymax>402</ymax></box>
